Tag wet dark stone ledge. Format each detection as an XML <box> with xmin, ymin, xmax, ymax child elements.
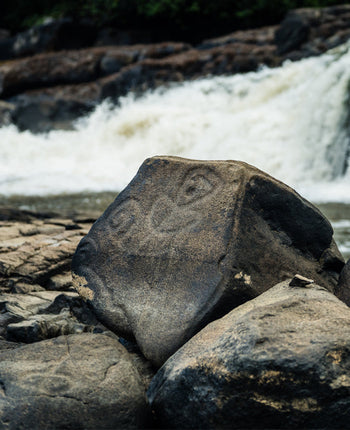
<box><xmin>1</xmin><ymin>5</ymin><xmax>350</xmax><ymax>132</ymax></box>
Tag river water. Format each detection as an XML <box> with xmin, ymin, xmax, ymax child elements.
<box><xmin>1</xmin><ymin>42</ymin><xmax>350</xmax><ymax>257</ymax></box>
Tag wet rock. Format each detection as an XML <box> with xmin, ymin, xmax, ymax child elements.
<box><xmin>9</xmin><ymin>93</ymin><xmax>94</xmax><ymax>133</ymax></box>
<box><xmin>148</xmin><ymin>280</ymin><xmax>350</xmax><ymax>429</ymax></box>
<box><xmin>275</xmin><ymin>5</ymin><xmax>350</xmax><ymax>59</ymax></box>
<box><xmin>72</xmin><ymin>156</ymin><xmax>343</xmax><ymax>367</ymax></box>
<box><xmin>2</xmin><ymin>6</ymin><xmax>350</xmax><ymax>133</ymax></box>
<box><xmin>0</xmin><ymin>333</ymin><xmax>151</xmax><ymax>429</ymax></box>
<box><xmin>275</xmin><ymin>12</ymin><xmax>310</xmax><ymax>55</ymax></box>
<box><xmin>99</xmin><ymin>42</ymin><xmax>190</xmax><ymax>77</ymax></box>
<box><xmin>0</xmin><ymin>49</ymin><xmax>103</xmax><ymax>98</ymax></box>
<box><xmin>100</xmin><ymin>43</ymin><xmax>277</xmax><ymax>100</ymax></box>
<box><xmin>0</xmin><ymin>43</ymin><xmax>190</xmax><ymax>99</ymax></box>
<box><xmin>198</xmin><ymin>26</ymin><xmax>278</xmax><ymax>50</ymax></box>
<box><xmin>0</xmin><ymin>100</ymin><xmax>15</xmax><ymax>127</ymax></box>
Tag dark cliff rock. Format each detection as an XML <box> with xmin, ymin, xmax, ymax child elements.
<box><xmin>0</xmin><ymin>43</ymin><xmax>190</xmax><ymax>132</ymax></box>
<box><xmin>275</xmin><ymin>6</ymin><xmax>350</xmax><ymax>60</ymax></box>
<box><xmin>1</xmin><ymin>5</ymin><xmax>350</xmax><ymax>132</ymax></box>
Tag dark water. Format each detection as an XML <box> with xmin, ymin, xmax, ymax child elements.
<box><xmin>1</xmin><ymin>194</ymin><xmax>349</xmax><ymax>261</ymax></box>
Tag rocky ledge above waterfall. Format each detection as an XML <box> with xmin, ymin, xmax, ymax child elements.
<box><xmin>1</xmin><ymin>5</ymin><xmax>350</xmax><ymax>133</ymax></box>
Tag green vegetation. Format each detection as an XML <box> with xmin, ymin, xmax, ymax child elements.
<box><xmin>1</xmin><ymin>0</ymin><xmax>350</xmax><ymax>41</ymax></box>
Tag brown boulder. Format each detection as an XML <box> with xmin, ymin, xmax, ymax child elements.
<box><xmin>72</xmin><ymin>156</ymin><xmax>343</xmax><ymax>367</ymax></box>
<box><xmin>0</xmin><ymin>334</ymin><xmax>150</xmax><ymax>429</ymax></box>
<box><xmin>148</xmin><ymin>279</ymin><xmax>350</xmax><ymax>429</ymax></box>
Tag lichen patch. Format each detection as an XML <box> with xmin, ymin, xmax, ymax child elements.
<box><xmin>72</xmin><ymin>272</ymin><xmax>94</xmax><ymax>301</ymax></box>
<box><xmin>234</xmin><ymin>271</ymin><xmax>251</xmax><ymax>285</ymax></box>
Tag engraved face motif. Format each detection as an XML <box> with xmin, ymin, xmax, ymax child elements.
<box><xmin>98</xmin><ymin>167</ymin><xmax>223</xmax><ymax>244</ymax></box>
<box><xmin>108</xmin><ymin>198</ymin><xmax>141</xmax><ymax>236</ymax></box>
<box><xmin>176</xmin><ymin>167</ymin><xmax>221</xmax><ymax>206</ymax></box>
<box><xmin>150</xmin><ymin>196</ymin><xmax>200</xmax><ymax>233</ymax></box>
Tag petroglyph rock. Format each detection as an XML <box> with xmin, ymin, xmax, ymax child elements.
<box><xmin>72</xmin><ymin>156</ymin><xmax>343</xmax><ymax>366</ymax></box>
<box><xmin>148</xmin><ymin>281</ymin><xmax>350</xmax><ymax>429</ymax></box>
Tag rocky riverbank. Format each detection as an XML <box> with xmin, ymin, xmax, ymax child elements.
<box><xmin>2</xmin><ymin>157</ymin><xmax>350</xmax><ymax>428</ymax></box>
<box><xmin>1</xmin><ymin>5</ymin><xmax>350</xmax><ymax>132</ymax></box>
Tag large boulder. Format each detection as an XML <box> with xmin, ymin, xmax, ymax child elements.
<box><xmin>71</xmin><ymin>157</ymin><xmax>343</xmax><ymax>367</ymax></box>
<box><xmin>148</xmin><ymin>278</ymin><xmax>350</xmax><ymax>429</ymax></box>
<box><xmin>0</xmin><ymin>333</ymin><xmax>150</xmax><ymax>429</ymax></box>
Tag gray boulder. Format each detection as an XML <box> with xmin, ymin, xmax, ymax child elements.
<box><xmin>72</xmin><ymin>156</ymin><xmax>343</xmax><ymax>367</ymax></box>
<box><xmin>0</xmin><ymin>333</ymin><xmax>150</xmax><ymax>429</ymax></box>
<box><xmin>148</xmin><ymin>278</ymin><xmax>350</xmax><ymax>429</ymax></box>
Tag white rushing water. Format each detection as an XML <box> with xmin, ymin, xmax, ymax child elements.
<box><xmin>1</xmin><ymin>42</ymin><xmax>350</xmax><ymax>201</ymax></box>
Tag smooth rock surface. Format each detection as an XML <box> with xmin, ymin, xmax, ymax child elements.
<box><xmin>0</xmin><ymin>333</ymin><xmax>150</xmax><ymax>429</ymax></box>
<box><xmin>72</xmin><ymin>156</ymin><xmax>343</xmax><ymax>366</ymax></box>
<box><xmin>148</xmin><ymin>280</ymin><xmax>350</xmax><ymax>429</ymax></box>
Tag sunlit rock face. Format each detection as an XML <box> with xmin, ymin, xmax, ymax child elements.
<box><xmin>72</xmin><ymin>156</ymin><xmax>343</xmax><ymax>367</ymax></box>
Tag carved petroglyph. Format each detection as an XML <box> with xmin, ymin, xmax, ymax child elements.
<box><xmin>150</xmin><ymin>196</ymin><xmax>200</xmax><ymax>234</ymax></box>
<box><xmin>146</xmin><ymin>167</ymin><xmax>223</xmax><ymax>235</ymax></box>
<box><xmin>176</xmin><ymin>167</ymin><xmax>222</xmax><ymax>206</ymax></box>
<box><xmin>75</xmin><ymin>166</ymin><xmax>226</xmax><ymax>289</ymax></box>
<box><xmin>108</xmin><ymin>198</ymin><xmax>142</xmax><ymax>236</ymax></box>
<box><xmin>101</xmin><ymin>168</ymin><xmax>224</xmax><ymax>242</ymax></box>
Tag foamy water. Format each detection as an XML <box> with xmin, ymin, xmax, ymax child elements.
<box><xmin>1</xmin><ymin>42</ymin><xmax>350</xmax><ymax>201</ymax></box>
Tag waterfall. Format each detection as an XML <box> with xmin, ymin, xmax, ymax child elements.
<box><xmin>1</xmin><ymin>41</ymin><xmax>350</xmax><ymax>202</ymax></box>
